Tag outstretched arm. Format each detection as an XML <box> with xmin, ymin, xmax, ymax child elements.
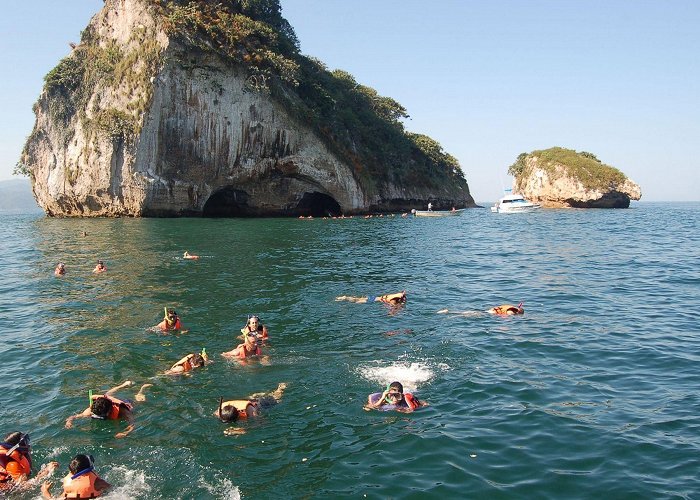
<box><xmin>105</xmin><ymin>380</ymin><xmax>133</xmax><ymax>396</ymax></box>
<box><xmin>65</xmin><ymin>406</ymin><xmax>91</xmax><ymax>428</ymax></box>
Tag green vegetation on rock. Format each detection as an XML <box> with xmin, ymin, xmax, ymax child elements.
<box><xmin>155</xmin><ymin>0</ymin><xmax>467</xmax><ymax>195</ymax></box>
<box><xmin>509</xmin><ymin>147</ymin><xmax>626</xmax><ymax>191</ymax></box>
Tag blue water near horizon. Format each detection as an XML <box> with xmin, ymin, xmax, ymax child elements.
<box><xmin>0</xmin><ymin>202</ymin><xmax>699</xmax><ymax>499</ymax></box>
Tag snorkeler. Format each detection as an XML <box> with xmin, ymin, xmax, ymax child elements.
<box><xmin>183</xmin><ymin>251</ymin><xmax>199</xmax><ymax>260</ymax></box>
<box><xmin>215</xmin><ymin>383</ymin><xmax>287</xmax><ymax>435</ymax></box>
<box><xmin>364</xmin><ymin>381</ymin><xmax>426</xmax><ymax>413</ymax></box>
<box><xmin>92</xmin><ymin>260</ymin><xmax>106</xmax><ymax>274</ymax></box>
<box><xmin>222</xmin><ymin>332</ymin><xmax>261</xmax><ymax>359</ymax></box>
<box><xmin>487</xmin><ymin>303</ymin><xmax>524</xmax><ymax>315</ymax></box>
<box><xmin>0</xmin><ymin>432</ymin><xmax>58</xmax><ymax>492</ymax></box>
<box><xmin>54</xmin><ymin>263</ymin><xmax>66</xmax><ymax>276</ymax></box>
<box><xmin>437</xmin><ymin>302</ymin><xmax>524</xmax><ymax>316</ymax></box>
<box><xmin>153</xmin><ymin>308</ymin><xmax>185</xmax><ymax>332</ymax></box>
<box><xmin>64</xmin><ymin>380</ymin><xmax>152</xmax><ymax>438</ymax></box>
<box><xmin>41</xmin><ymin>454</ymin><xmax>111</xmax><ymax>499</ymax></box>
<box><xmin>165</xmin><ymin>350</ymin><xmax>209</xmax><ymax>374</ymax></box>
<box><xmin>240</xmin><ymin>315</ymin><xmax>268</xmax><ymax>341</ymax></box>
<box><xmin>335</xmin><ymin>291</ymin><xmax>407</xmax><ymax>305</ymax></box>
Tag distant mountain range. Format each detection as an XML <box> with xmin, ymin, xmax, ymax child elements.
<box><xmin>0</xmin><ymin>178</ymin><xmax>42</xmax><ymax>212</ymax></box>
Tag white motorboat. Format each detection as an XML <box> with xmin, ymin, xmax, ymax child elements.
<box><xmin>490</xmin><ymin>192</ymin><xmax>541</xmax><ymax>213</ymax></box>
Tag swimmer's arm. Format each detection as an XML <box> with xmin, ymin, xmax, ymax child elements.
<box><xmin>115</xmin><ymin>410</ymin><xmax>135</xmax><ymax>438</ymax></box>
<box><xmin>95</xmin><ymin>477</ymin><xmax>111</xmax><ymax>492</ymax></box>
<box><xmin>365</xmin><ymin>391</ymin><xmax>388</xmax><ymax>409</ymax></box>
<box><xmin>105</xmin><ymin>380</ymin><xmax>134</xmax><ymax>396</ymax></box>
<box><xmin>31</xmin><ymin>462</ymin><xmax>59</xmax><ymax>483</ymax></box>
<box><xmin>65</xmin><ymin>406</ymin><xmax>92</xmax><ymax>428</ymax></box>
<box><xmin>41</xmin><ymin>481</ymin><xmax>55</xmax><ymax>499</ymax></box>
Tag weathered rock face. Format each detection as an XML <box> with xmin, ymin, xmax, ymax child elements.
<box><xmin>512</xmin><ymin>151</ymin><xmax>642</xmax><ymax>208</ymax></box>
<box><xmin>23</xmin><ymin>0</ymin><xmax>474</xmax><ymax>217</ymax></box>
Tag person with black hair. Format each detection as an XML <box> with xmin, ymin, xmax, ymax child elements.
<box><xmin>165</xmin><ymin>350</ymin><xmax>209</xmax><ymax>374</ymax></box>
<box><xmin>0</xmin><ymin>432</ymin><xmax>57</xmax><ymax>491</ymax></box>
<box><xmin>214</xmin><ymin>383</ymin><xmax>287</xmax><ymax>435</ymax></box>
<box><xmin>365</xmin><ymin>382</ymin><xmax>427</xmax><ymax>413</ymax></box>
<box><xmin>64</xmin><ymin>381</ymin><xmax>152</xmax><ymax>438</ymax></box>
<box><xmin>41</xmin><ymin>454</ymin><xmax>111</xmax><ymax>499</ymax></box>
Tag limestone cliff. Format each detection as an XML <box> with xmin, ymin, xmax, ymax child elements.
<box><xmin>509</xmin><ymin>148</ymin><xmax>642</xmax><ymax>208</ymax></box>
<box><xmin>20</xmin><ymin>0</ymin><xmax>475</xmax><ymax>217</ymax></box>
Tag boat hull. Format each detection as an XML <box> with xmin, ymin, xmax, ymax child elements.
<box><xmin>414</xmin><ymin>209</ymin><xmax>464</xmax><ymax>217</ymax></box>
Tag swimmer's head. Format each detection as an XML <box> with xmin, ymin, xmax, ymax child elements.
<box><xmin>165</xmin><ymin>308</ymin><xmax>178</xmax><ymax>325</ymax></box>
<box><xmin>97</xmin><ymin>260</ymin><xmax>104</xmax><ymax>266</ymax></box>
<box><xmin>90</xmin><ymin>397</ymin><xmax>112</xmax><ymax>419</ymax></box>
<box><xmin>190</xmin><ymin>353</ymin><xmax>205</xmax><ymax>368</ymax></box>
<box><xmin>247</xmin><ymin>315</ymin><xmax>260</xmax><ymax>327</ymax></box>
<box><xmin>57</xmin><ymin>263</ymin><xmax>65</xmax><ymax>269</ymax></box>
<box><xmin>69</xmin><ymin>454</ymin><xmax>95</xmax><ymax>474</ymax></box>
<box><xmin>3</xmin><ymin>432</ymin><xmax>30</xmax><ymax>451</ymax></box>
<box><xmin>218</xmin><ymin>402</ymin><xmax>239</xmax><ymax>423</ymax></box>
<box><xmin>385</xmin><ymin>381</ymin><xmax>405</xmax><ymax>403</ymax></box>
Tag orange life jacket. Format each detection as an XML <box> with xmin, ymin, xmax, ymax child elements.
<box><xmin>0</xmin><ymin>446</ymin><xmax>31</xmax><ymax>486</ymax></box>
<box><xmin>91</xmin><ymin>394</ymin><xmax>132</xmax><ymax>420</ymax></box>
<box><xmin>404</xmin><ymin>393</ymin><xmax>421</xmax><ymax>410</ymax></box>
<box><xmin>236</xmin><ymin>344</ymin><xmax>261</xmax><ymax>358</ymax></box>
<box><xmin>160</xmin><ymin>318</ymin><xmax>182</xmax><ymax>330</ymax></box>
<box><xmin>62</xmin><ymin>470</ymin><xmax>102</xmax><ymax>498</ymax></box>
<box><xmin>491</xmin><ymin>304</ymin><xmax>523</xmax><ymax>315</ymax></box>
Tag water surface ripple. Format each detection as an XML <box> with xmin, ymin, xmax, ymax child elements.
<box><xmin>0</xmin><ymin>203</ymin><xmax>698</xmax><ymax>498</ymax></box>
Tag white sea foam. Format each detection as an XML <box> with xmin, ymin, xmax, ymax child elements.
<box><xmin>356</xmin><ymin>361</ymin><xmax>439</xmax><ymax>392</ymax></box>
<box><xmin>102</xmin><ymin>466</ymin><xmax>151</xmax><ymax>499</ymax></box>
<box><xmin>199</xmin><ymin>476</ymin><xmax>241</xmax><ymax>499</ymax></box>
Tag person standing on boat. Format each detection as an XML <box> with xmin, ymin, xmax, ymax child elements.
<box><xmin>427</xmin><ymin>202</ymin><xmax>433</xmax><ymax>211</ymax></box>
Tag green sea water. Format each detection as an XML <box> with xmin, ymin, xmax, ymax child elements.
<box><xmin>1</xmin><ymin>203</ymin><xmax>699</xmax><ymax>499</ymax></box>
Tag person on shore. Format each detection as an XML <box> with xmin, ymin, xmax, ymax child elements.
<box><xmin>183</xmin><ymin>251</ymin><xmax>199</xmax><ymax>260</ymax></box>
<box><xmin>92</xmin><ymin>260</ymin><xmax>107</xmax><ymax>274</ymax></box>
<box><xmin>215</xmin><ymin>383</ymin><xmax>287</xmax><ymax>435</ymax></box>
<box><xmin>240</xmin><ymin>315</ymin><xmax>268</xmax><ymax>342</ymax></box>
<box><xmin>64</xmin><ymin>381</ymin><xmax>152</xmax><ymax>438</ymax></box>
<box><xmin>153</xmin><ymin>308</ymin><xmax>185</xmax><ymax>332</ymax></box>
<box><xmin>222</xmin><ymin>332</ymin><xmax>261</xmax><ymax>359</ymax></box>
<box><xmin>487</xmin><ymin>303</ymin><xmax>524</xmax><ymax>315</ymax></box>
<box><xmin>335</xmin><ymin>291</ymin><xmax>407</xmax><ymax>305</ymax></box>
<box><xmin>41</xmin><ymin>454</ymin><xmax>110</xmax><ymax>499</ymax></box>
<box><xmin>364</xmin><ymin>382</ymin><xmax>426</xmax><ymax>413</ymax></box>
<box><xmin>427</xmin><ymin>202</ymin><xmax>433</xmax><ymax>211</ymax></box>
<box><xmin>54</xmin><ymin>263</ymin><xmax>66</xmax><ymax>276</ymax></box>
<box><xmin>165</xmin><ymin>350</ymin><xmax>208</xmax><ymax>374</ymax></box>
<box><xmin>1</xmin><ymin>432</ymin><xmax>58</xmax><ymax>492</ymax></box>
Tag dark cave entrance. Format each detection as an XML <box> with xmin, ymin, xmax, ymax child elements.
<box><xmin>202</xmin><ymin>187</ymin><xmax>250</xmax><ymax>217</ymax></box>
<box><xmin>296</xmin><ymin>192</ymin><xmax>342</xmax><ymax>217</ymax></box>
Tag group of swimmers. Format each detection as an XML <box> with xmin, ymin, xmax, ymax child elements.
<box><xmin>1</xmin><ymin>255</ymin><xmax>525</xmax><ymax>497</ymax></box>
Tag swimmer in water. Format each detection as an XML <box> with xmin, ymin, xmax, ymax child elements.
<box><xmin>222</xmin><ymin>332</ymin><xmax>262</xmax><ymax>359</ymax></box>
<box><xmin>165</xmin><ymin>350</ymin><xmax>209</xmax><ymax>375</ymax></box>
<box><xmin>240</xmin><ymin>315</ymin><xmax>268</xmax><ymax>342</ymax></box>
<box><xmin>92</xmin><ymin>260</ymin><xmax>106</xmax><ymax>274</ymax></box>
<box><xmin>335</xmin><ymin>290</ymin><xmax>407</xmax><ymax>305</ymax></box>
<box><xmin>152</xmin><ymin>308</ymin><xmax>187</xmax><ymax>332</ymax></box>
<box><xmin>183</xmin><ymin>251</ymin><xmax>199</xmax><ymax>260</ymax></box>
<box><xmin>438</xmin><ymin>302</ymin><xmax>524</xmax><ymax>316</ymax></box>
<box><xmin>215</xmin><ymin>383</ymin><xmax>288</xmax><ymax>435</ymax></box>
<box><xmin>64</xmin><ymin>381</ymin><xmax>152</xmax><ymax>438</ymax></box>
<box><xmin>41</xmin><ymin>454</ymin><xmax>111</xmax><ymax>499</ymax></box>
<box><xmin>0</xmin><ymin>432</ymin><xmax>58</xmax><ymax>492</ymax></box>
<box><xmin>364</xmin><ymin>381</ymin><xmax>427</xmax><ymax>413</ymax></box>
<box><xmin>54</xmin><ymin>263</ymin><xmax>66</xmax><ymax>276</ymax></box>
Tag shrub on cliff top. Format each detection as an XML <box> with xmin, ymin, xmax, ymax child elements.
<box><xmin>510</xmin><ymin>147</ymin><xmax>627</xmax><ymax>191</ymax></box>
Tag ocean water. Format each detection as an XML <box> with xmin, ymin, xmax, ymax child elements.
<box><xmin>0</xmin><ymin>203</ymin><xmax>698</xmax><ymax>499</ymax></box>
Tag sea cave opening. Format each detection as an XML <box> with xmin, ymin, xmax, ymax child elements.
<box><xmin>202</xmin><ymin>187</ymin><xmax>250</xmax><ymax>217</ymax></box>
<box><xmin>296</xmin><ymin>192</ymin><xmax>341</xmax><ymax>217</ymax></box>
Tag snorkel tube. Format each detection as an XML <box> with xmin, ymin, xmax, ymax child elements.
<box><xmin>218</xmin><ymin>396</ymin><xmax>226</xmax><ymax>422</ymax></box>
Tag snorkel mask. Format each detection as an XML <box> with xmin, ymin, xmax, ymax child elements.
<box><xmin>2</xmin><ymin>432</ymin><xmax>30</xmax><ymax>455</ymax></box>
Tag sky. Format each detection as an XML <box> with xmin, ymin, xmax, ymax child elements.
<box><xmin>1</xmin><ymin>1</ymin><xmax>698</xmax><ymax>202</ymax></box>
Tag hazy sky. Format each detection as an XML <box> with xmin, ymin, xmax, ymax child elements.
<box><xmin>1</xmin><ymin>1</ymin><xmax>698</xmax><ymax>201</ymax></box>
